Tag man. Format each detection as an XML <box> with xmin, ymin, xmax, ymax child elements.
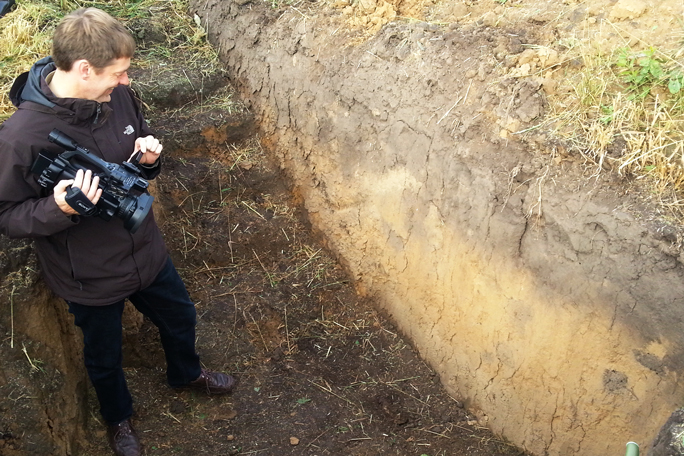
<box><xmin>0</xmin><ymin>8</ymin><xmax>235</xmax><ymax>456</ymax></box>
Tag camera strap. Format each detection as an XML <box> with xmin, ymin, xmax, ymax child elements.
<box><xmin>65</xmin><ymin>187</ymin><xmax>98</xmax><ymax>216</ymax></box>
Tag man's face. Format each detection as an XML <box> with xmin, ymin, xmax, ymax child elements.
<box><xmin>85</xmin><ymin>57</ymin><xmax>131</xmax><ymax>103</ymax></box>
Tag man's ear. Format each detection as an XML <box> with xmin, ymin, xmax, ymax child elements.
<box><xmin>74</xmin><ymin>60</ymin><xmax>91</xmax><ymax>80</ymax></box>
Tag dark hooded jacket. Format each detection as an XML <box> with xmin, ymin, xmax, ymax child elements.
<box><xmin>0</xmin><ymin>56</ymin><xmax>168</xmax><ymax>305</ymax></box>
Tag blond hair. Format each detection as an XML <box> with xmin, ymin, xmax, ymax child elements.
<box><xmin>52</xmin><ymin>8</ymin><xmax>135</xmax><ymax>72</ymax></box>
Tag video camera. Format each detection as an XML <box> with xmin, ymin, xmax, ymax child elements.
<box><xmin>31</xmin><ymin>129</ymin><xmax>154</xmax><ymax>233</ymax></box>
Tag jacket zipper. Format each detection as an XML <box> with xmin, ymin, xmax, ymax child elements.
<box><xmin>93</xmin><ymin>103</ymin><xmax>101</xmax><ymax>124</ymax></box>
<box><xmin>65</xmin><ymin>232</ymin><xmax>83</xmax><ymax>290</ymax></box>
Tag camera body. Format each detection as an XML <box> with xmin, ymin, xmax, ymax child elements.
<box><xmin>31</xmin><ymin>129</ymin><xmax>154</xmax><ymax>233</ymax></box>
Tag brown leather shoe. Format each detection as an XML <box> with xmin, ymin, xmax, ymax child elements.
<box><xmin>186</xmin><ymin>369</ymin><xmax>236</xmax><ymax>394</ymax></box>
<box><xmin>107</xmin><ymin>419</ymin><xmax>141</xmax><ymax>456</ymax></box>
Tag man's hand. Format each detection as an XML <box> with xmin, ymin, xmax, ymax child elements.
<box><xmin>130</xmin><ymin>135</ymin><xmax>162</xmax><ymax>165</ymax></box>
<box><xmin>54</xmin><ymin>169</ymin><xmax>103</xmax><ymax>216</ymax></box>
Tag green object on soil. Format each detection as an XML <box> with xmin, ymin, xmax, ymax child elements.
<box><xmin>625</xmin><ymin>441</ymin><xmax>639</xmax><ymax>456</ymax></box>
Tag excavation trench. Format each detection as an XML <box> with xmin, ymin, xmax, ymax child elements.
<box><xmin>0</xmin><ymin>51</ymin><xmax>528</xmax><ymax>456</ymax></box>
<box><xmin>189</xmin><ymin>0</ymin><xmax>684</xmax><ymax>454</ymax></box>
<box><xmin>2</xmin><ymin>1</ymin><xmax>684</xmax><ymax>455</ymax></box>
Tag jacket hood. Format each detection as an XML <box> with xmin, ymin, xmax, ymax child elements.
<box><xmin>8</xmin><ymin>56</ymin><xmax>109</xmax><ymax>125</ymax></box>
<box><xmin>9</xmin><ymin>56</ymin><xmax>56</xmax><ymax>109</ymax></box>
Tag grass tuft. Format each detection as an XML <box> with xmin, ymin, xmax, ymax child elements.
<box><xmin>0</xmin><ymin>0</ymin><xmax>217</xmax><ymax>121</ymax></box>
<box><xmin>0</xmin><ymin>2</ymin><xmax>60</xmax><ymax>120</ymax></box>
<box><xmin>546</xmin><ymin>34</ymin><xmax>684</xmax><ymax>213</ymax></box>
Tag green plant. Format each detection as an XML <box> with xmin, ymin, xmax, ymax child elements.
<box><xmin>599</xmin><ymin>105</ymin><xmax>614</xmax><ymax>124</ymax></box>
<box><xmin>668</xmin><ymin>70</ymin><xmax>684</xmax><ymax>94</ymax></box>
<box><xmin>548</xmin><ymin>37</ymin><xmax>684</xmax><ymax>213</ymax></box>
<box><xmin>616</xmin><ymin>47</ymin><xmax>663</xmax><ymax>99</ymax></box>
<box><xmin>615</xmin><ymin>47</ymin><xmax>684</xmax><ymax>100</ymax></box>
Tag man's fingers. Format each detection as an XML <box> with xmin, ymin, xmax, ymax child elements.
<box><xmin>66</xmin><ymin>170</ymin><xmax>100</xmax><ymax>201</ymax></box>
<box><xmin>53</xmin><ymin>171</ymin><xmax>101</xmax><ymax>215</ymax></box>
<box><xmin>146</xmin><ymin>142</ymin><xmax>162</xmax><ymax>155</ymax></box>
<box><xmin>130</xmin><ymin>136</ymin><xmax>164</xmax><ymax>165</ymax></box>
<box><xmin>91</xmin><ymin>187</ymin><xmax>103</xmax><ymax>205</ymax></box>
<box><xmin>84</xmin><ymin>175</ymin><xmax>100</xmax><ymax>199</ymax></box>
<box><xmin>72</xmin><ymin>169</ymin><xmax>84</xmax><ymax>188</ymax></box>
<box><xmin>142</xmin><ymin>137</ymin><xmax>160</xmax><ymax>153</ymax></box>
<box><xmin>79</xmin><ymin>170</ymin><xmax>93</xmax><ymax>194</ymax></box>
<box><xmin>54</xmin><ymin>179</ymin><xmax>75</xmax><ymax>194</ymax></box>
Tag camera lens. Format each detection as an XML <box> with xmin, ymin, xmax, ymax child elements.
<box><xmin>119</xmin><ymin>193</ymin><xmax>154</xmax><ymax>234</ymax></box>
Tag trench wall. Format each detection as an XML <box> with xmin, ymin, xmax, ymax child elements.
<box><xmin>192</xmin><ymin>1</ymin><xmax>684</xmax><ymax>454</ymax></box>
<box><xmin>0</xmin><ymin>239</ymin><xmax>87</xmax><ymax>455</ymax></box>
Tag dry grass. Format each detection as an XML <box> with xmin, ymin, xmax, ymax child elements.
<box><xmin>545</xmin><ymin>29</ymin><xmax>684</xmax><ymax>214</ymax></box>
<box><xmin>0</xmin><ymin>2</ymin><xmax>58</xmax><ymax>120</ymax></box>
<box><xmin>0</xmin><ymin>0</ymin><xmax>217</xmax><ymax>121</ymax></box>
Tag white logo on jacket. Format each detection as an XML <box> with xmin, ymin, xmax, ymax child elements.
<box><xmin>123</xmin><ymin>125</ymin><xmax>135</xmax><ymax>135</ymax></box>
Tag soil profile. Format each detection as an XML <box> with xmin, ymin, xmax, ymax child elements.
<box><xmin>3</xmin><ymin>0</ymin><xmax>684</xmax><ymax>455</ymax></box>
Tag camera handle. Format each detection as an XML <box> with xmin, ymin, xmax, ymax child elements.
<box><xmin>65</xmin><ymin>186</ymin><xmax>98</xmax><ymax>216</ymax></box>
<box><xmin>48</xmin><ymin>129</ymin><xmax>148</xmax><ymax>194</ymax></box>
<box><xmin>48</xmin><ymin>129</ymin><xmax>117</xmax><ymax>180</ymax></box>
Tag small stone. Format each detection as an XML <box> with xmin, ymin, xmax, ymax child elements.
<box><xmin>169</xmin><ymin>400</ymin><xmax>187</xmax><ymax>414</ymax></box>
<box><xmin>518</xmin><ymin>49</ymin><xmax>537</xmax><ymax>66</ymax></box>
<box><xmin>610</xmin><ymin>0</ymin><xmax>647</xmax><ymax>20</ymax></box>
<box><xmin>541</xmin><ymin>78</ymin><xmax>558</xmax><ymax>95</ymax></box>
<box><xmin>227</xmin><ymin>435</ymin><xmax>235</xmax><ymax>441</ymax></box>
<box><xmin>290</xmin><ymin>436</ymin><xmax>300</xmax><ymax>445</ymax></box>
<box><xmin>452</xmin><ymin>2</ymin><xmax>468</xmax><ymax>18</ymax></box>
<box><xmin>481</xmin><ymin>11</ymin><xmax>497</xmax><ymax>27</ymax></box>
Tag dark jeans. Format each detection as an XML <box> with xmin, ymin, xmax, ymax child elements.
<box><xmin>68</xmin><ymin>256</ymin><xmax>201</xmax><ymax>425</ymax></box>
